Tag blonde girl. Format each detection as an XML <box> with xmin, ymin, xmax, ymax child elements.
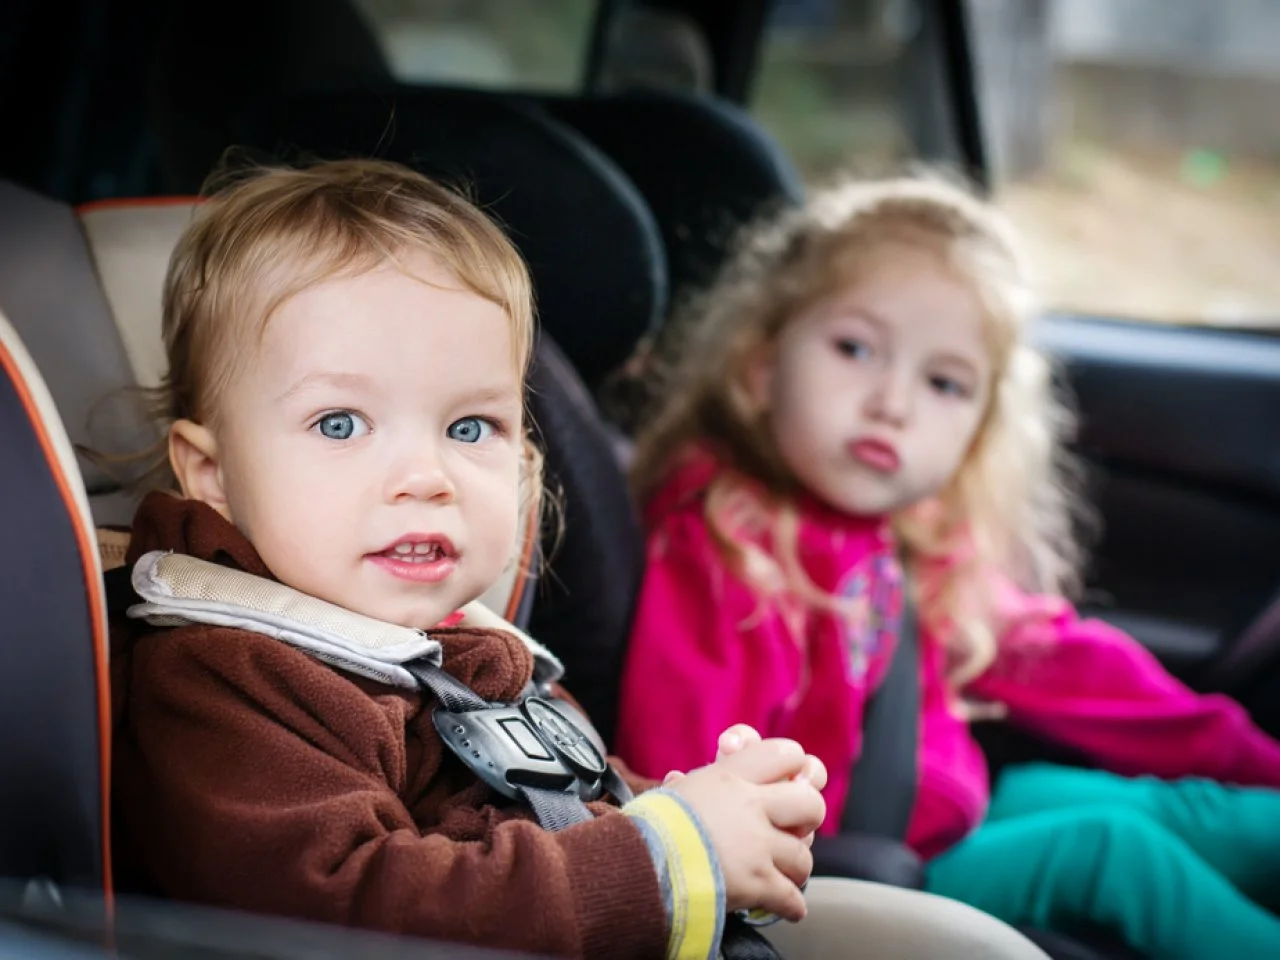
<box><xmin>616</xmin><ymin>173</ymin><xmax>1280</xmax><ymax>959</ymax></box>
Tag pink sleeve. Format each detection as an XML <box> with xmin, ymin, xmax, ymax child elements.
<box><xmin>969</xmin><ymin>581</ymin><xmax>1280</xmax><ymax>787</ymax></box>
<box><xmin>614</xmin><ymin>512</ymin><xmax>802</xmax><ymax>780</ymax></box>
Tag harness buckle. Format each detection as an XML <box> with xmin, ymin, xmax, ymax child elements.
<box><xmin>433</xmin><ymin>696</ymin><xmax>609</xmax><ymax>802</ymax></box>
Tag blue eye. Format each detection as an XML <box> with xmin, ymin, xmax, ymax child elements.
<box><xmin>835</xmin><ymin>338</ymin><xmax>872</xmax><ymax>361</ymax></box>
<box><xmin>447</xmin><ymin>416</ymin><xmax>496</xmax><ymax>444</ymax></box>
<box><xmin>929</xmin><ymin>375</ymin><xmax>971</xmax><ymax>399</ymax></box>
<box><xmin>314</xmin><ymin>410</ymin><xmax>371</xmax><ymax>440</ymax></box>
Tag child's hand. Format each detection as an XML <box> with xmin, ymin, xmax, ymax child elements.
<box><xmin>716</xmin><ymin>725</ymin><xmax>828</xmax><ymax>791</ymax></box>
<box><xmin>666</xmin><ymin>739</ymin><xmax>825</xmax><ymax>921</ymax></box>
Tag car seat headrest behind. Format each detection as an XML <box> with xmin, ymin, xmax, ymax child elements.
<box><xmin>541</xmin><ymin>89</ymin><xmax>805</xmax><ymax>316</ymax></box>
<box><xmin>213</xmin><ymin>84</ymin><xmax>668</xmax><ymax>391</ymax></box>
<box><xmin>149</xmin><ymin>0</ymin><xmax>393</xmax><ymax>195</ymax></box>
<box><xmin>0</xmin><ymin>310</ymin><xmax>111</xmax><ymax>898</ymax></box>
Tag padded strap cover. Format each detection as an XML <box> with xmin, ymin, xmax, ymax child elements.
<box><xmin>127</xmin><ymin>551</ymin><xmax>563</xmax><ymax>689</ymax></box>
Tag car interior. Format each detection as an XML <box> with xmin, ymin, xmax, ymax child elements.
<box><xmin>3</xmin><ymin>1</ymin><xmax>1280</xmax><ymax>958</ymax></box>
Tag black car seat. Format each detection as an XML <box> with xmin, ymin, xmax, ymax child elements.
<box><xmin>148</xmin><ymin>0</ymin><xmax>394</xmax><ymax>197</ymax></box>
<box><xmin>531</xmin><ymin>89</ymin><xmax>806</xmax><ymax>319</ymax></box>
<box><xmin>0</xmin><ymin>310</ymin><xmax>562</xmax><ymax>960</ymax></box>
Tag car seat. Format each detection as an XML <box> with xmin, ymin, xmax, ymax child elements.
<box><xmin>0</xmin><ymin>307</ymin><xmax>111</xmax><ymax>903</ymax></box>
<box><xmin>531</xmin><ymin>89</ymin><xmax>805</xmax><ymax>318</ymax></box>
<box><xmin>0</xmin><ymin>306</ymin><xmax>567</xmax><ymax>960</ymax></box>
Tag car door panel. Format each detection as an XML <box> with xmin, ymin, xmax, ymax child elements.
<box><xmin>1034</xmin><ymin>314</ymin><xmax>1280</xmax><ymax>697</ymax></box>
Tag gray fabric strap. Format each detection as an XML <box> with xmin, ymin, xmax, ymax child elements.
<box><xmin>404</xmin><ymin>659</ymin><xmax>491</xmax><ymax>713</ymax></box>
<box><xmin>519</xmin><ymin>786</ymin><xmax>593</xmax><ymax>832</ymax></box>
<box><xmin>841</xmin><ymin>589</ymin><xmax>920</xmax><ymax>840</ymax></box>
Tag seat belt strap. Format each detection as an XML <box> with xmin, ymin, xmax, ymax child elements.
<box><xmin>840</xmin><ymin>588</ymin><xmax>920</xmax><ymax>840</ymax></box>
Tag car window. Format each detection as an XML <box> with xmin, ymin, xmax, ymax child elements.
<box><xmin>754</xmin><ymin>0</ymin><xmax>1280</xmax><ymax>330</ymax></box>
<box><xmin>751</xmin><ymin>0</ymin><xmax>926</xmax><ymax>177</ymax></box>
<box><xmin>351</xmin><ymin>0</ymin><xmax>597</xmax><ymax>91</ymax></box>
<box><xmin>967</xmin><ymin>0</ymin><xmax>1280</xmax><ymax>328</ymax></box>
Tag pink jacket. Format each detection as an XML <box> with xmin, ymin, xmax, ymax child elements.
<box><xmin>615</xmin><ymin>454</ymin><xmax>1280</xmax><ymax>860</ymax></box>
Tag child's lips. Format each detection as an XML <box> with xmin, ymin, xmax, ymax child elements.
<box><xmin>367</xmin><ymin>534</ymin><xmax>459</xmax><ymax>583</ymax></box>
<box><xmin>367</xmin><ymin>552</ymin><xmax>458</xmax><ymax>583</ymax></box>
<box><xmin>848</xmin><ymin>438</ymin><xmax>901</xmax><ymax>474</ymax></box>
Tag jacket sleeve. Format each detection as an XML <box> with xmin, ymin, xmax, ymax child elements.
<box><xmin>614</xmin><ymin>511</ymin><xmax>802</xmax><ymax>780</ymax></box>
<box><xmin>116</xmin><ymin>628</ymin><xmax>670</xmax><ymax>960</ymax></box>
<box><xmin>967</xmin><ymin>580</ymin><xmax>1280</xmax><ymax>787</ymax></box>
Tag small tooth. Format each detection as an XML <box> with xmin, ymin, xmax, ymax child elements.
<box><xmin>394</xmin><ymin>543</ymin><xmax>413</xmax><ymax>555</ymax></box>
<box><xmin>413</xmin><ymin>542</ymin><xmax>432</xmax><ymax>555</ymax></box>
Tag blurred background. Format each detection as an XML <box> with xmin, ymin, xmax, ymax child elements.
<box><xmin>350</xmin><ymin>0</ymin><xmax>1280</xmax><ymax>328</ymax></box>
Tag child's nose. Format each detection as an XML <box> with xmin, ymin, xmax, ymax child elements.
<box><xmin>866</xmin><ymin>367</ymin><xmax>914</xmax><ymax>426</ymax></box>
<box><xmin>385</xmin><ymin>445</ymin><xmax>456</xmax><ymax>504</ymax></box>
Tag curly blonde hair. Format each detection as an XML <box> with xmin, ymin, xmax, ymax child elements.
<box><xmin>631</xmin><ymin>172</ymin><xmax>1084</xmax><ymax>685</ymax></box>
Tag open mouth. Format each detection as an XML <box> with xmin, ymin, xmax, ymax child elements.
<box><xmin>378</xmin><ymin>540</ymin><xmax>452</xmax><ymax>564</ymax></box>
<box><xmin>368</xmin><ymin>535</ymin><xmax>459</xmax><ymax>583</ymax></box>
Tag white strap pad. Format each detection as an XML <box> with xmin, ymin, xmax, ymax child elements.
<box><xmin>128</xmin><ymin>551</ymin><xmax>563</xmax><ymax>690</ymax></box>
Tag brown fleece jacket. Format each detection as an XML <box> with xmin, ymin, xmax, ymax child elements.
<box><xmin>110</xmin><ymin>492</ymin><xmax>667</xmax><ymax>959</ymax></box>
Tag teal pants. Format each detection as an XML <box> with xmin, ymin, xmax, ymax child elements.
<box><xmin>924</xmin><ymin>763</ymin><xmax>1280</xmax><ymax>959</ymax></box>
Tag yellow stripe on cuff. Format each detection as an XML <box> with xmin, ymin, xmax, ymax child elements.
<box><xmin>625</xmin><ymin>790</ymin><xmax>721</xmax><ymax>960</ymax></box>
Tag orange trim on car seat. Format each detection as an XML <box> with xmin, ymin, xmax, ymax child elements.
<box><xmin>504</xmin><ymin>495</ymin><xmax>540</xmax><ymax>623</ymax></box>
<box><xmin>75</xmin><ymin>195</ymin><xmax>204</xmax><ymax>214</ymax></box>
<box><xmin>0</xmin><ymin>341</ymin><xmax>114</xmax><ymax>912</ymax></box>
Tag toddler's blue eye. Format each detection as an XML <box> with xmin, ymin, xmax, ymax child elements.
<box><xmin>448</xmin><ymin>417</ymin><xmax>496</xmax><ymax>444</ymax></box>
<box><xmin>315</xmin><ymin>411</ymin><xmax>370</xmax><ymax>440</ymax></box>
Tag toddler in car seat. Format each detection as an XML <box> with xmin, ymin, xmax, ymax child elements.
<box><xmin>615</xmin><ymin>173</ymin><xmax>1280</xmax><ymax>960</ymax></box>
<box><xmin>106</xmin><ymin>158</ymin><xmax>831</xmax><ymax>960</ymax></box>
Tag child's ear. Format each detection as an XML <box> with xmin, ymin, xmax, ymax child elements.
<box><xmin>742</xmin><ymin>342</ymin><xmax>776</xmax><ymax>415</ymax></box>
<box><xmin>169</xmin><ymin>419</ymin><xmax>232</xmax><ymax>521</ymax></box>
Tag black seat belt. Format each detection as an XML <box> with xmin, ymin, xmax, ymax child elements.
<box><xmin>840</xmin><ymin>588</ymin><xmax>920</xmax><ymax>840</ymax></box>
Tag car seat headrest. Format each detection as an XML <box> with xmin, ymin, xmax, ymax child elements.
<box><xmin>541</xmin><ymin>90</ymin><xmax>804</xmax><ymax>317</ymax></box>
<box><xmin>0</xmin><ymin>310</ymin><xmax>111</xmax><ymax>896</ymax></box>
<box><xmin>149</xmin><ymin>0</ymin><xmax>393</xmax><ymax>195</ymax></box>
<box><xmin>77</xmin><ymin>198</ymin><xmax>202</xmax><ymax>390</ymax></box>
<box><xmin>0</xmin><ymin>183</ymin><xmax>165</xmax><ymax>526</ymax></box>
<box><xmin>211</xmin><ymin>84</ymin><xmax>668</xmax><ymax>390</ymax></box>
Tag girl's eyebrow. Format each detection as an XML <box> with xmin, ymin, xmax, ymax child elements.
<box><xmin>275</xmin><ymin>370</ymin><xmax>375</xmax><ymax>404</ymax></box>
<box><xmin>929</xmin><ymin>350</ymin><xmax>983</xmax><ymax>379</ymax></box>
<box><xmin>825</xmin><ymin>303</ymin><xmax>888</xmax><ymax>331</ymax></box>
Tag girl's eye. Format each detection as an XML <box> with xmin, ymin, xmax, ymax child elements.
<box><xmin>835</xmin><ymin>338</ymin><xmax>872</xmax><ymax>361</ymax></box>
<box><xmin>314</xmin><ymin>410</ymin><xmax>371</xmax><ymax>441</ymax></box>
<box><xmin>929</xmin><ymin>375</ymin><xmax>972</xmax><ymax>399</ymax></box>
<box><xmin>447</xmin><ymin>416</ymin><xmax>497</xmax><ymax>444</ymax></box>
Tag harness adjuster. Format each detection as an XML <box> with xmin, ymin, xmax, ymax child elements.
<box><xmin>433</xmin><ymin>696</ymin><xmax>609</xmax><ymax>802</ymax></box>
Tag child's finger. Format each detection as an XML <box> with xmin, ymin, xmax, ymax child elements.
<box><xmin>716</xmin><ymin>723</ymin><xmax>762</xmax><ymax>759</ymax></box>
<box><xmin>792</xmin><ymin>754</ymin><xmax>828</xmax><ymax>790</ymax></box>
<box><xmin>758</xmin><ymin>779</ymin><xmax>826</xmax><ymax>835</ymax></box>
<box><xmin>662</xmin><ymin>770</ymin><xmax>685</xmax><ymax>785</ymax></box>
<box><xmin>717</xmin><ymin>738</ymin><xmax>806</xmax><ymax>784</ymax></box>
